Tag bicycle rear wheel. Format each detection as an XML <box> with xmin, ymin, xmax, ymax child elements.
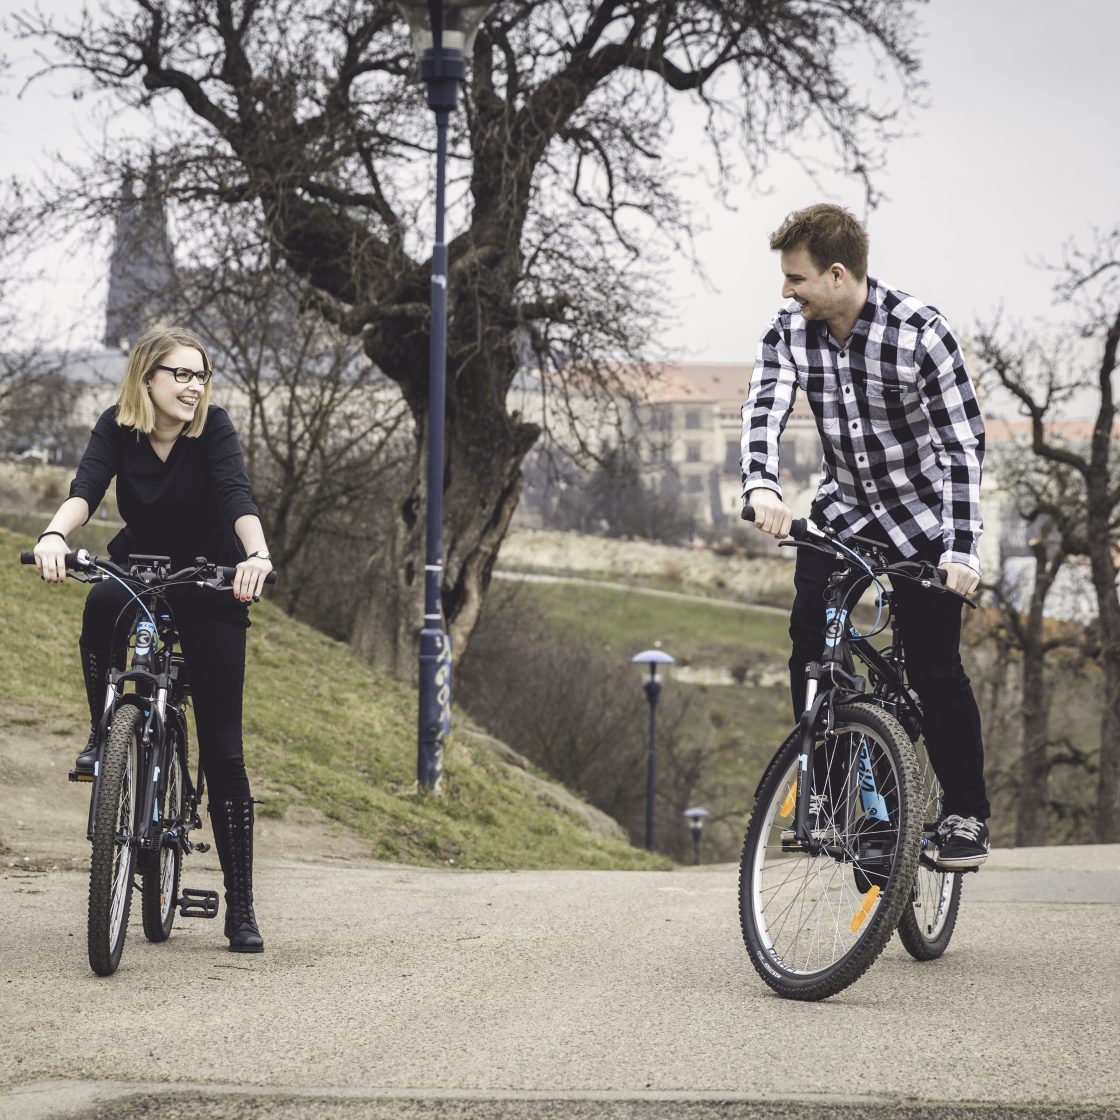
<box><xmin>141</xmin><ymin>728</ymin><xmax>184</xmax><ymax>943</ymax></box>
<box><xmin>88</xmin><ymin>705</ymin><xmax>142</xmax><ymax>976</ymax></box>
<box><xmin>897</xmin><ymin>738</ymin><xmax>962</xmax><ymax>960</ymax></box>
<box><xmin>739</xmin><ymin>702</ymin><xmax>921</xmax><ymax>1000</ymax></box>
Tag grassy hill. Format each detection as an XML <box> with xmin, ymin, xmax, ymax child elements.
<box><xmin>0</xmin><ymin>527</ymin><xmax>667</xmax><ymax>870</ymax></box>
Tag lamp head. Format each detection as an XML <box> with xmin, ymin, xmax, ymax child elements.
<box><xmin>396</xmin><ymin>0</ymin><xmax>493</xmax><ymax>57</ymax></box>
<box><xmin>631</xmin><ymin>648</ymin><xmax>675</xmax><ymax>683</ymax></box>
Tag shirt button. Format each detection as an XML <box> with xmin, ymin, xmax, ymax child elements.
<box><xmin>874</xmin><ymin>504</ymin><xmax>882</xmax><ymax>511</ymax></box>
<box><xmin>865</xmin><ymin>481</ymin><xmax>873</xmax><ymax>488</ymax></box>
<box><xmin>840</xmin><ymin>351</ymin><xmax>846</xmax><ymax>358</ymax></box>
<box><xmin>851</xmin><ymin>422</ymin><xmax>859</xmax><ymax>430</ymax></box>
<box><xmin>858</xmin><ymin>455</ymin><xmax>866</xmax><ymax>462</ymax></box>
<box><xmin>844</xmin><ymin>387</ymin><xmax>851</xmax><ymax>395</ymax></box>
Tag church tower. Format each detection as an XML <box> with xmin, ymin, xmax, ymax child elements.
<box><xmin>103</xmin><ymin>162</ymin><xmax>174</xmax><ymax>351</ymax></box>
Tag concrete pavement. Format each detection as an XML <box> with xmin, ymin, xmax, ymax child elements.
<box><xmin>1</xmin><ymin>845</ymin><xmax>1118</xmax><ymax>1119</ymax></box>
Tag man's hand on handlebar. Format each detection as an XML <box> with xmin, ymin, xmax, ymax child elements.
<box><xmin>742</xmin><ymin>488</ymin><xmax>793</xmax><ymax>540</ymax></box>
<box><xmin>938</xmin><ymin>561</ymin><xmax>979</xmax><ymax>598</ymax></box>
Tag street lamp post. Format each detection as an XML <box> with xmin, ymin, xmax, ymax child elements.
<box><xmin>683</xmin><ymin>807</ymin><xmax>711</xmax><ymax>865</ymax></box>
<box><xmin>398</xmin><ymin>0</ymin><xmax>493</xmax><ymax>791</ymax></box>
<box><xmin>631</xmin><ymin>649</ymin><xmax>675</xmax><ymax>851</ymax></box>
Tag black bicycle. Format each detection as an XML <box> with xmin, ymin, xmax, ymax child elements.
<box><xmin>736</xmin><ymin>510</ymin><xmax>975</xmax><ymax>1000</ymax></box>
<box><xmin>19</xmin><ymin>548</ymin><xmax>275</xmax><ymax>976</ymax></box>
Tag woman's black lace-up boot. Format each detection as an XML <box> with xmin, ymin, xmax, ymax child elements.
<box><xmin>74</xmin><ymin>646</ymin><xmax>110</xmax><ymax>778</ymax></box>
<box><xmin>208</xmin><ymin>798</ymin><xmax>265</xmax><ymax>953</ymax></box>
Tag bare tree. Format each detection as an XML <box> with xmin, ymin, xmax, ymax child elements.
<box><xmin>976</xmin><ymin>232</ymin><xmax>1120</xmax><ymax>841</ymax></box>
<box><xmin>0</xmin><ymin>183</ymin><xmax>70</xmax><ymax>458</ymax></box>
<box><xmin>984</xmin><ymin>519</ymin><xmax>1079</xmax><ymax>845</ymax></box>
<box><xmin>16</xmin><ymin>0</ymin><xmax>926</xmax><ymax>676</ymax></box>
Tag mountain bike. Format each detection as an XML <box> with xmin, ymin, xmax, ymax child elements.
<box><xmin>19</xmin><ymin>548</ymin><xmax>275</xmax><ymax>976</ymax></box>
<box><xmin>736</xmin><ymin>510</ymin><xmax>976</xmax><ymax>1000</ymax></box>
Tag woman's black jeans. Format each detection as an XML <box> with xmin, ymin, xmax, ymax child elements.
<box><xmin>788</xmin><ymin>533</ymin><xmax>990</xmax><ymax>822</ymax></box>
<box><xmin>80</xmin><ymin>580</ymin><xmax>252</xmax><ymax>803</ymax></box>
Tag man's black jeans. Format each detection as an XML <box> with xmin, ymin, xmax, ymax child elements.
<box><xmin>788</xmin><ymin>532</ymin><xmax>990</xmax><ymax>821</ymax></box>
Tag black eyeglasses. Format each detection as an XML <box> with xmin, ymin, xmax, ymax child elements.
<box><xmin>155</xmin><ymin>365</ymin><xmax>214</xmax><ymax>385</ymax></box>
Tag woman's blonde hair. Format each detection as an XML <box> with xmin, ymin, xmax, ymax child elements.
<box><xmin>116</xmin><ymin>323</ymin><xmax>213</xmax><ymax>437</ymax></box>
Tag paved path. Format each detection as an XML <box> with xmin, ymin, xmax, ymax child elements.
<box><xmin>1</xmin><ymin>846</ymin><xmax>1118</xmax><ymax>1120</ymax></box>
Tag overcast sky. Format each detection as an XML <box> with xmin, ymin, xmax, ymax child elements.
<box><xmin>4</xmin><ymin>0</ymin><xmax>1119</xmax><ymax>373</ymax></box>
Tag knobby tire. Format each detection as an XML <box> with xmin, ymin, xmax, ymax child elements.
<box><xmin>88</xmin><ymin>705</ymin><xmax>142</xmax><ymax>976</ymax></box>
<box><xmin>896</xmin><ymin>738</ymin><xmax>962</xmax><ymax>960</ymax></box>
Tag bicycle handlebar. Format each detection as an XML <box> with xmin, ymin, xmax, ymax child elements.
<box><xmin>19</xmin><ymin>550</ymin><xmax>277</xmax><ymax>587</ymax></box>
<box><xmin>741</xmin><ymin>504</ymin><xmax>953</xmax><ymax>590</ymax></box>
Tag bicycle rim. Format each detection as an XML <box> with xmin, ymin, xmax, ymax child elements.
<box><xmin>88</xmin><ymin>707</ymin><xmax>141</xmax><ymax>976</ymax></box>
<box><xmin>740</xmin><ymin>703</ymin><xmax>920</xmax><ymax>999</ymax></box>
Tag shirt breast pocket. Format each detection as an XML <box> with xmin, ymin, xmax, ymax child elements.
<box><xmin>795</xmin><ymin>365</ymin><xmax>837</xmax><ymax>405</ymax></box>
<box><xmin>857</xmin><ymin>374</ymin><xmax>918</xmax><ymax>425</ymax></box>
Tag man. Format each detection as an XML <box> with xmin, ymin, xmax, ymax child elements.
<box><xmin>740</xmin><ymin>203</ymin><xmax>990</xmax><ymax>869</ymax></box>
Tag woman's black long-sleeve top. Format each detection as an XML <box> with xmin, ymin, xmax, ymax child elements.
<box><xmin>68</xmin><ymin>405</ymin><xmax>260</xmax><ymax>569</ymax></box>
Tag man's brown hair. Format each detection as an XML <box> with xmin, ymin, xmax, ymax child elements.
<box><xmin>769</xmin><ymin>204</ymin><xmax>869</xmax><ymax>281</ymax></box>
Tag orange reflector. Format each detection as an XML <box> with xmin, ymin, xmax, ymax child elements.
<box><xmin>780</xmin><ymin>781</ymin><xmax>797</xmax><ymax>819</ymax></box>
<box><xmin>850</xmin><ymin>885</ymin><xmax>881</xmax><ymax>933</ymax></box>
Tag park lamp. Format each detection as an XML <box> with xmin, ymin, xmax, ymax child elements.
<box><xmin>399</xmin><ymin>0</ymin><xmax>494</xmax><ymax>792</ymax></box>
<box><xmin>632</xmin><ymin>649</ymin><xmax>675</xmax><ymax>851</ymax></box>
<box><xmin>683</xmin><ymin>807</ymin><xmax>711</xmax><ymax>865</ymax></box>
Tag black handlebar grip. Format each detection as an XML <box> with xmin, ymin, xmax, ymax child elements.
<box><xmin>20</xmin><ymin>550</ymin><xmax>82</xmax><ymax>568</ymax></box>
<box><xmin>741</xmin><ymin>504</ymin><xmax>812</xmax><ymax>542</ymax></box>
<box><xmin>214</xmin><ymin>565</ymin><xmax>278</xmax><ymax>585</ymax></box>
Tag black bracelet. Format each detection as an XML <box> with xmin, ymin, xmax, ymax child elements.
<box><xmin>37</xmin><ymin>530</ymin><xmax>68</xmax><ymax>544</ymax></box>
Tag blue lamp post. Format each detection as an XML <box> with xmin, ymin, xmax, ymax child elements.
<box><xmin>398</xmin><ymin>0</ymin><xmax>494</xmax><ymax>790</ymax></box>
<box><xmin>631</xmin><ymin>648</ymin><xmax>675</xmax><ymax>850</ymax></box>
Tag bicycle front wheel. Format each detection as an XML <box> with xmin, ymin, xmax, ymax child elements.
<box><xmin>88</xmin><ymin>704</ymin><xmax>142</xmax><ymax>976</ymax></box>
<box><xmin>896</xmin><ymin>738</ymin><xmax>962</xmax><ymax>960</ymax></box>
<box><xmin>141</xmin><ymin>728</ymin><xmax>184</xmax><ymax>943</ymax></box>
<box><xmin>739</xmin><ymin>702</ymin><xmax>921</xmax><ymax>1000</ymax></box>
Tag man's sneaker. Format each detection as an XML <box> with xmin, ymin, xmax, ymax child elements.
<box><xmin>935</xmin><ymin>815</ymin><xmax>990</xmax><ymax>870</ymax></box>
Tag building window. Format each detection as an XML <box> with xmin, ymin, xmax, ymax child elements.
<box><xmin>686</xmin><ymin>475</ymin><xmax>704</xmax><ymax>493</ymax></box>
<box><xmin>686</xmin><ymin>441</ymin><xmax>702</xmax><ymax>463</ymax></box>
<box><xmin>685</xmin><ymin>409</ymin><xmax>701</xmax><ymax>430</ymax></box>
<box><xmin>724</xmin><ymin>440</ymin><xmax>740</xmax><ymax>473</ymax></box>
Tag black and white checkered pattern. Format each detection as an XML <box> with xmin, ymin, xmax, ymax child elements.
<box><xmin>740</xmin><ymin>278</ymin><xmax>985</xmax><ymax>572</ymax></box>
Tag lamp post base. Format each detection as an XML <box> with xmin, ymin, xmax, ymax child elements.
<box><xmin>418</xmin><ymin>625</ymin><xmax>452</xmax><ymax>790</ymax></box>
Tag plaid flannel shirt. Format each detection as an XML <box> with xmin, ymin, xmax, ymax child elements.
<box><xmin>740</xmin><ymin>278</ymin><xmax>985</xmax><ymax>573</ymax></box>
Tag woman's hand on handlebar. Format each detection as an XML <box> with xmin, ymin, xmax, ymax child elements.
<box><xmin>742</xmin><ymin>488</ymin><xmax>793</xmax><ymax>539</ymax></box>
<box><xmin>32</xmin><ymin>535</ymin><xmax>70</xmax><ymax>584</ymax></box>
<box><xmin>939</xmin><ymin>561</ymin><xmax>979</xmax><ymax>598</ymax></box>
<box><xmin>233</xmin><ymin>555</ymin><xmax>273</xmax><ymax>603</ymax></box>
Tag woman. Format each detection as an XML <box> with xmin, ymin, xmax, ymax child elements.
<box><xmin>33</xmin><ymin>323</ymin><xmax>273</xmax><ymax>953</ymax></box>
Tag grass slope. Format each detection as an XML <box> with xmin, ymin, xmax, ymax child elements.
<box><xmin>0</xmin><ymin>527</ymin><xmax>666</xmax><ymax>870</ymax></box>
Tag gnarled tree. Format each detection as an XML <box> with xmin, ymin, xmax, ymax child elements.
<box><xmin>15</xmin><ymin>0</ymin><xmax>924</xmax><ymax>675</ymax></box>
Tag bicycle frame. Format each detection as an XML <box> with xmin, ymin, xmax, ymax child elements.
<box><xmin>787</xmin><ymin>539</ymin><xmax>948</xmax><ymax>854</ymax></box>
<box><xmin>81</xmin><ymin>561</ymin><xmax>205</xmax><ymax>856</ymax></box>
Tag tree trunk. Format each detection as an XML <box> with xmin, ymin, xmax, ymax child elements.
<box><xmin>1089</xmin><ymin>531</ymin><xmax>1120</xmax><ymax>842</ymax></box>
<box><xmin>349</xmin><ymin>393</ymin><xmax>539</xmax><ymax>681</ymax></box>
<box><xmin>1016</xmin><ymin>638</ymin><xmax>1050</xmax><ymax>846</ymax></box>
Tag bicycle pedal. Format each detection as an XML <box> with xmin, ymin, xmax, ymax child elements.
<box><xmin>68</xmin><ymin>769</ymin><xmax>94</xmax><ymax>783</ymax></box>
<box><xmin>178</xmin><ymin>888</ymin><xmax>220</xmax><ymax>918</ymax></box>
<box><xmin>780</xmin><ymin>829</ymin><xmax>806</xmax><ymax>853</ymax></box>
<box><xmin>193</xmin><ymin>841</ymin><xmax>211</xmax><ymax>853</ymax></box>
